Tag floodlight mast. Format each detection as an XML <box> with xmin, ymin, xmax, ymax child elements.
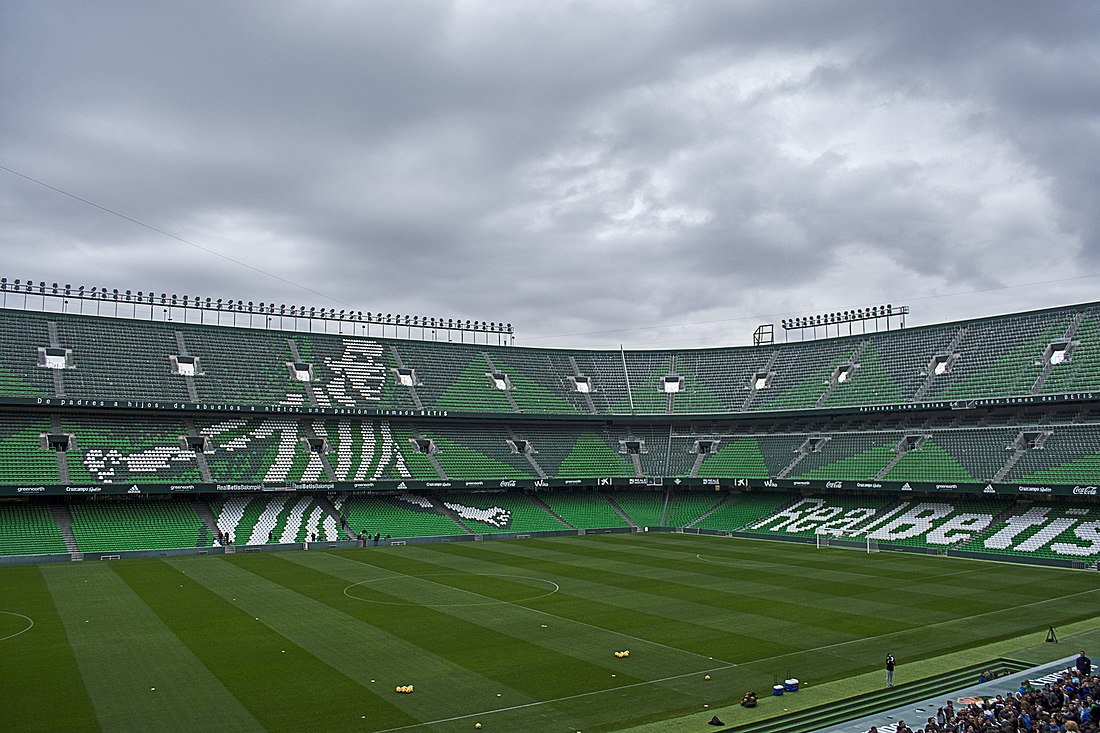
<box><xmin>0</xmin><ymin>275</ymin><xmax>517</xmax><ymax>344</ymax></box>
<box><xmin>780</xmin><ymin>304</ymin><xmax>910</xmax><ymax>341</ymax></box>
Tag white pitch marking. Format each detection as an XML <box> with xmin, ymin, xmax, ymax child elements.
<box><xmin>340</xmin><ymin>556</ymin><xmax>734</xmax><ymax>667</ymax></box>
<box><xmin>0</xmin><ymin>611</ymin><xmax>34</xmax><ymax>642</ymax></box>
<box><xmin>370</xmin><ymin>662</ymin><xmax>739</xmax><ymax>733</ymax></box>
<box><xmin>342</xmin><ymin>572</ymin><xmax>559</xmax><ymax>607</ymax></box>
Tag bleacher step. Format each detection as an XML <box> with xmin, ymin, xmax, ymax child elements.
<box><xmin>726</xmin><ymin>658</ymin><xmax>1030</xmax><ymax>733</ymax></box>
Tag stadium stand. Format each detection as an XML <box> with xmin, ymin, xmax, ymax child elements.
<box><xmin>957</xmin><ymin>503</ymin><xmax>1100</xmax><ymax>562</ymax></box>
<box><xmin>337</xmin><ymin>493</ymin><xmax>464</xmax><ymax>538</ymax></box>
<box><xmin>539</xmin><ymin>491</ymin><xmax>632</xmax><ymax>530</ymax></box>
<box><xmin>438</xmin><ymin>491</ymin><xmax>568</xmax><ymax>533</ymax></box>
<box><xmin>1</xmin><ymin>298</ymin><xmax>1099</xmax><ymax>563</ymax></box>
<box><xmin>690</xmin><ymin>492</ymin><xmax>795</xmax><ymax>532</ymax></box>
<box><xmin>0</xmin><ymin>502</ymin><xmax>67</xmax><ymax>555</ymax></box>
<box><xmin>69</xmin><ymin>499</ymin><xmax>208</xmax><ymax>552</ymax></box>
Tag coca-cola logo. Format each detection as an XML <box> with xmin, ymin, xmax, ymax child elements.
<box><xmin>1073</xmin><ymin>486</ymin><xmax>1098</xmax><ymax>496</ymax></box>
<box><xmin>825</xmin><ymin>481</ymin><xmax>842</xmax><ymax>489</ymax></box>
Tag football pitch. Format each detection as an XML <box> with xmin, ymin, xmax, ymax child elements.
<box><xmin>2</xmin><ymin>533</ymin><xmax>1098</xmax><ymax>733</ymax></box>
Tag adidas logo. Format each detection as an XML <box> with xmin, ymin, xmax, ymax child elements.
<box><xmin>396</xmin><ymin>481</ymin><xmax>407</xmax><ymax>490</ymax></box>
<box><xmin>983</xmin><ymin>485</ymin><xmax>996</xmax><ymax>494</ymax></box>
<box><xmin>900</xmin><ymin>482</ymin><xmax>912</xmax><ymax>491</ymax></box>
<box><xmin>128</xmin><ymin>485</ymin><xmax>140</xmax><ymax>494</ymax></box>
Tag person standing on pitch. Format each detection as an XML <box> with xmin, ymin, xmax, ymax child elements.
<box><xmin>885</xmin><ymin>653</ymin><xmax>896</xmax><ymax>687</ymax></box>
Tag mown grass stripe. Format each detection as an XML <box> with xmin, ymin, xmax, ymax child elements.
<box><xmin>295</xmin><ymin>548</ymin><xmax>720</xmax><ymax>668</ymax></box>
<box><xmin>40</xmin><ymin>562</ymin><xmax>262</xmax><ymax>733</ymax></box>
<box><xmin>414</xmin><ymin>539</ymin><xmax>895</xmax><ymax>652</ymax></box>
<box><xmin>274</xmin><ymin>549</ymin><xmax>661</xmax><ymax>683</ymax></box>
<box><xmin>287</xmin><ymin>550</ymin><xmax>737</xmax><ymax>731</ymax></box>
<box><xmin>454</xmin><ymin>534</ymin><xmax>1090</xmax><ymax>633</ymax></box>
<box><xmin>329</xmin><ymin>543</ymin><xmax>783</xmax><ymax>661</ymax></box>
<box><xmin>168</xmin><ymin>553</ymin><xmax>550</xmax><ymax>730</ymax></box>
<box><xmin>112</xmin><ymin>558</ymin><xmax>392</xmax><ymax>733</ymax></box>
<box><xmin>504</xmin><ymin>536</ymin><xmax>1018</xmax><ymax>614</ymax></box>
<box><xmin>400</xmin><ymin>535</ymin><xmax>1100</xmax><ymax>689</ymax></box>
<box><xmin>0</xmin><ymin>565</ymin><xmax>97</xmax><ymax>732</ymax></box>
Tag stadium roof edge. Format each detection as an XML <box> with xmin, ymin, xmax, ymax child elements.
<box><xmin>2</xmin><ymin>297</ymin><xmax>1100</xmax><ymax>355</ymax></box>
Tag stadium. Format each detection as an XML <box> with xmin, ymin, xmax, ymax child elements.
<box><xmin>1</xmin><ymin>283</ymin><xmax>1098</xmax><ymax>732</ymax></box>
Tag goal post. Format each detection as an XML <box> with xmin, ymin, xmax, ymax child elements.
<box><xmin>816</xmin><ymin>528</ymin><xmax>878</xmax><ymax>553</ymax></box>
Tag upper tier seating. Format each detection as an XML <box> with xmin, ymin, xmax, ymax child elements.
<box><xmin>3</xmin><ymin>409</ymin><xmax>1100</xmax><ymax>488</ymax></box>
<box><xmin>4</xmin><ymin>302</ymin><xmax>1100</xmax><ymax>416</ymax></box>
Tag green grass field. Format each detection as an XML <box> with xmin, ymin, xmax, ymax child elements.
<box><xmin>1</xmin><ymin>533</ymin><xmax>1098</xmax><ymax>733</ymax></box>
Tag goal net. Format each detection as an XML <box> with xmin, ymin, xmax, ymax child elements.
<box><xmin>816</xmin><ymin>528</ymin><xmax>878</xmax><ymax>553</ymax></box>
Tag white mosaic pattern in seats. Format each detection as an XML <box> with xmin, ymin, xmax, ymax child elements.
<box><xmin>279</xmin><ymin>496</ymin><xmax>313</xmax><ymax>543</ymax></box>
<box><xmin>248</xmin><ymin>495</ymin><xmax>288</xmax><ymax>545</ymax></box>
<box><xmin>215</xmin><ymin>496</ymin><xmax>249</xmax><ymax>542</ymax></box>
<box><xmin>321</xmin><ymin>511</ymin><xmax>339</xmax><ymax>539</ymax></box>
<box><xmin>398</xmin><ymin>493</ymin><xmax>433</xmax><ymax>509</ymax></box>
<box><xmin>443</xmin><ymin>501</ymin><xmax>511</xmax><ymax>528</ymax></box>
<box><xmin>379</xmin><ymin>422</ymin><xmax>410</xmax><ymax>479</ymax></box>
<box><xmin>311</xmin><ymin>339</ymin><xmax>385</xmax><ymax>407</ymax></box>
<box><xmin>302</xmin><ymin>505</ymin><xmax>340</xmax><ymax>541</ymax></box>
<box><xmin>752</xmin><ymin>498</ymin><xmax>1100</xmax><ymax>558</ymax></box>
<box><xmin>83</xmin><ymin>446</ymin><xmax>197</xmax><ymax>483</ymax></box>
<box><xmin>336</xmin><ymin>421</ymin><xmax>354</xmax><ymax>477</ymax></box>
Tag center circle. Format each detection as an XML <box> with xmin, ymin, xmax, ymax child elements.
<box><xmin>0</xmin><ymin>611</ymin><xmax>34</xmax><ymax>643</ymax></box>
<box><xmin>343</xmin><ymin>572</ymin><xmax>559</xmax><ymax>607</ymax></box>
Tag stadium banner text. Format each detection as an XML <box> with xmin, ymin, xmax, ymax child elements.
<box><xmin>2</xmin><ymin>390</ymin><xmax>1097</xmax><ymax>424</ymax></box>
<box><xmin>2</xmin><ymin>477</ymin><xmax>1096</xmax><ymax>498</ymax></box>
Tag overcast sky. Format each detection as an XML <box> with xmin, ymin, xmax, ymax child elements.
<box><xmin>2</xmin><ymin>1</ymin><xmax>1099</xmax><ymax>349</ymax></box>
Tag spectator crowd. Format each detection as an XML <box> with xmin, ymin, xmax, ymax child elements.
<box><xmin>869</xmin><ymin>651</ymin><xmax>1095</xmax><ymax>733</ymax></box>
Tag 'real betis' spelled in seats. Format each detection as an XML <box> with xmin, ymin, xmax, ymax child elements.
<box><xmin>744</xmin><ymin>496</ymin><xmax>1013</xmax><ymax>549</ymax></box>
<box><xmin>956</xmin><ymin>504</ymin><xmax>1100</xmax><ymax>562</ymax></box>
<box><xmin>743</xmin><ymin>496</ymin><xmax>1100</xmax><ymax>561</ymax></box>
<box><xmin>5</xmin><ymin>302</ymin><xmax>1100</xmax><ymax>417</ymax></box>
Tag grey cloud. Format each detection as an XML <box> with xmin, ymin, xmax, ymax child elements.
<box><xmin>2</xmin><ymin>1</ymin><xmax>1098</xmax><ymax>349</ymax></box>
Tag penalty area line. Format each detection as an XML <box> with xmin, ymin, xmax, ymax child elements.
<box><xmin>370</xmin><ymin>662</ymin><xmax>739</xmax><ymax>733</ymax></box>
